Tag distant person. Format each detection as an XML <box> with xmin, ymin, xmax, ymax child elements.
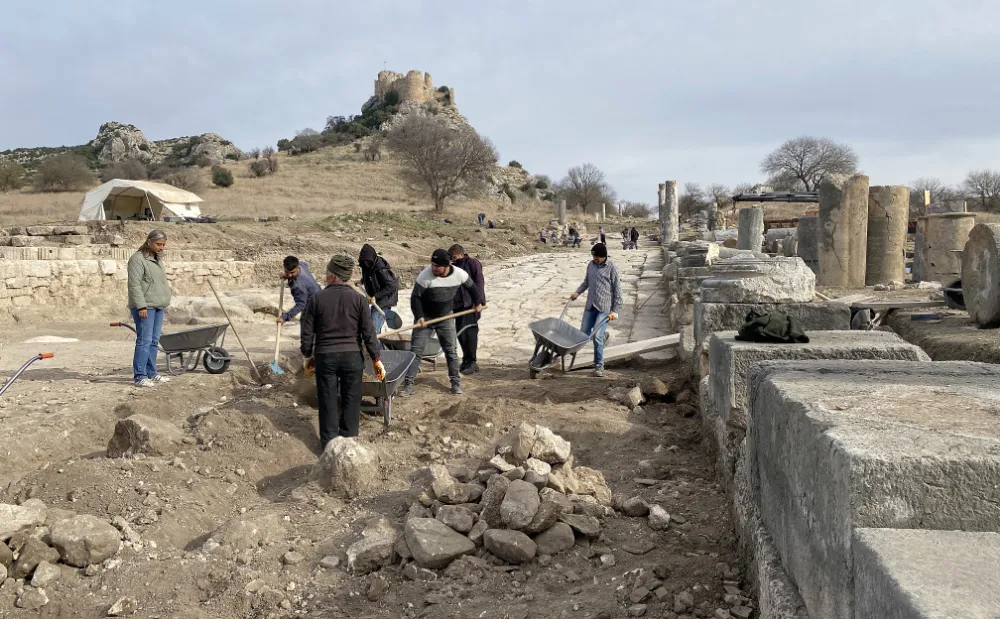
<box><xmin>358</xmin><ymin>244</ymin><xmax>399</xmax><ymax>337</ymax></box>
<box><xmin>400</xmin><ymin>250</ymin><xmax>485</xmax><ymax>397</ymax></box>
<box><xmin>630</xmin><ymin>227</ymin><xmax>640</xmax><ymax>249</ymax></box>
<box><xmin>599</xmin><ymin>226</ymin><xmax>606</xmax><ymax>245</ymax></box>
<box><xmin>477</xmin><ymin>213</ymin><xmax>486</xmax><ymax>226</ymax></box>
<box><xmin>569</xmin><ymin>227</ymin><xmax>581</xmax><ymax>248</ymax></box>
<box><xmin>569</xmin><ymin>243</ymin><xmax>620</xmax><ymax>378</ymax></box>
<box><xmin>449</xmin><ymin>244</ymin><xmax>485</xmax><ymax>375</ymax></box>
<box><xmin>539</xmin><ymin>228</ymin><xmax>548</xmax><ymax>244</ymax></box>
<box><xmin>127</xmin><ymin>230</ymin><xmax>171</xmax><ymax>388</ymax></box>
<box><xmin>279</xmin><ymin>256</ymin><xmax>321</xmax><ymax>325</ymax></box>
<box><xmin>300</xmin><ymin>255</ymin><xmax>384</xmax><ymax>448</ymax></box>
<box><xmin>488</xmin><ymin>220</ymin><xmax>496</xmax><ymax>229</ymax></box>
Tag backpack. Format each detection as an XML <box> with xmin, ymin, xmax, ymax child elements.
<box><xmin>734</xmin><ymin>310</ymin><xmax>810</xmax><ymax>343</ymax></box>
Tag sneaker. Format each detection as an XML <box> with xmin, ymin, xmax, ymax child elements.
<box><xmin>399</xmin><ymin>383</ymin><xmax>415</xmax><ymax>397</ymax></box>
<box><xmin>134</xmin><ymin>378</ymin><xmax>155</xmax><ymax>388</ymax></box>
<box><xmin>151</xmin><ymin>375</ymin><xmax>170</xmax><ymax>383</ymax></box>
<box><xmin>450</xmin><ymin>385</ymin><xmax>463</xmax><ymax>395</ymax></box>
<box><xmin>594</xmin><ymin>366</ymin><xmax>604</xmax><ymax>378</ymax></box>
<box><xmin>460</xmin><ymin>362</ymin><xmax>479</xmax><ymax>375</ymax></box>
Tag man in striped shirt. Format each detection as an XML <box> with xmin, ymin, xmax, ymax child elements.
<box><xmin>400</xmin><ymin>249</ymin><xmax>485</xmax><ymax>396</ymax></box>
<box><xmin>569</xmin><ymin>242</ymin><xmax>620</xmax><ymax>377</ymax></box>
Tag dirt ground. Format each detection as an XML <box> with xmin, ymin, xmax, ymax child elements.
<box><xmin>0</xmin><ymin>246</ymin><xmax>744</xmax><ymax>619</ymax></box>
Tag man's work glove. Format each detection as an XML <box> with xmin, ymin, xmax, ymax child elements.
<box><xmin>609</xmin><ymin>312</ymin><xmax>618</xmax><ymax>321</ymax></box>
<box><xmin>304</xmin><ymin>357</ymin><xmax>315</xmax><ymax>377</ymax></box>
<box><xmin>373</xmin><ymin>359</ymin><xmax>386</xmax><ymax>381</ymax></box>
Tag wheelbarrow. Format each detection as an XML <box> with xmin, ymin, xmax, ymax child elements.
<box><xmin>0</xmin><ymin>353</ymin><xmax>54</xmax><ymax>396</ymax></box>
<box><xmin>111</xmin><ymin>322</ymin><xmax>233</xmax><ymax>375</ymax></box>
<box><xmin>380</xmin><ymin>324</ymin><xmax>476</xmax><ymax>370</ymax></box>
<box><xmin>527</xmin><ymin>300</ymin><xmax>609</xmax><ymax>379</ymax></box>
<box><xmin>360</xmin><ymin>350</ymin><xmax>416</xmax><ymax>426</ymax></box>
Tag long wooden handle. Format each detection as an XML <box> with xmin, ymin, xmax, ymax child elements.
<box><xmin>274</xmin><ymin>281</ymin><xmax>285</xmax><ymax>363</ymax></box>
<box><xmin>377</xmin><ymin>308</ymin><xmax>477</xmax><ymax>339</ymax></box>
<box><xmin>352</xmin><ymin>284</ymin><xmax>386</xmax><ymax>317</ymax></box>
<box><xmin>208</xmin><ymin>280</ymin><xmax>263</xmax><ymax>383</ymax></box>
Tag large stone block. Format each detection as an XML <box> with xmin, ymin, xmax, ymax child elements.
<box><xmin>700</xmin><ymin>256</ymin><xmax>814</xmax><ymax>304</ymax></box>
<box><xmin>693</xmin><ymin>300</ymin><xmax>850</xmax><ymax>348</ymax></box>
<box><xmin>749</xmin><ymin>360</ymin><xmax>1000</xmax><ymax>619</ymax></box>
<box><xmin>853</xmin><ymin>528</ymin><xmax>1000</xmax><ymax>619</ymax></box>
<box><xmin>961</xmin><ymin>222</ymin><xmax>1000</xmax><ymax>327</ymax></box>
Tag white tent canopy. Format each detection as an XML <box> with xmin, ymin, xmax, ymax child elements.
<box><xmin>78</xmin><ymin>179</ymin><xmax>203</xmax><ymax>222</ymax></box>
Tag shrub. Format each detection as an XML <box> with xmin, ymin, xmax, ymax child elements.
<box><xmin>534</xmin><ymin>179</ymin><xmax>549</xmax><ymax>190</ymax></box>
<box><xmin>277</xmin><ymin>138</ymin><xmax>291</xmax><ymax>152</ymax></box>
<box><xmin>248</xmin><ymin>147</ymin><xmax>261</xmax><ymax>160</ymax></box>
<box><xmin>263</xmin><ymin>147</ymin><xmax>279</xmax><ymax>174</ymax></box>
<box><xmin>363</xmin><ymin>137</ymin><xmax>383</xmax><ymax>162</ymax></box>
<box><xmin>195</xmin><ymin>155</ymin><xmax>213</xmax><ymax>168</ymax></box>
<box><xmin>0</xmin><ymin>159</ymin><xmax>26</xmax><ymax>193</ymax></box>
<box><xmin>519</xmin><ymin>182</ymin><xmax>537</xmax><ymax>198</ymax></box>
<box><xmin>211</xmin><ymin>165</ymin><xmax>234</xmax><ymax>187</ymax></box>
<box><xmin>248</xmin><ymin>159</ymin><xmax>270</xmax><ymax>178</ymax></box>
<box><xmin>437</xmin><ymin>85</ymin><xmax>450</xmax><ymax>93</ymax></box>
<box><xmin>33</xmin><ymin>153</ymin><xmax>94</xmax><ymax>192</ymax></box>
<box><xmin>160</xmin><ymin>167</ymin><xmax>202</xmax><ymax>192</ymax></box>
<box><xmin>508</xmin><ymin>160</ymin><xmax>522</xmax><ymax>169</ymax></box>
<box><xmin>353</xmin><ymin>141</ymin><xmax>363</xmax><ymax>153</ymax></box>
<box><xmin>383</xmin><ymin>90</ymin><xmax>400</xmax><ymax>106</ymax></box>
<box><xmin>99</xmin><ymin>159</ymin><xmax>148</xmax><ymax>183</ymax></box>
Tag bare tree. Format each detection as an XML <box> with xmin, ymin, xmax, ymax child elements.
<box><xmin>910</xmin><ymin>177</ymin><xmax>962</xmax><ymax>215</ymax></box>
<box><xmin>621</xmin><ymin>201</ymin><xmax>652</xmax><ymax>218</ymax></box>
<box><xmin>760</xmin><ymin>136</ymin><xmax>859</xmax><ymax>191</ymax></box>
<box><xmin>557</xmin><ymin>163</ymin><xmax>615</xmax><ymax>214</ymax></box>
<box><xmin>963</xmin><ymin>170</ymin><xmax>1000</xmax><ymax>212</ymax></box>
<box><xmin>387</xmin><ymin>114</ymin><xmax>499</xmax><ymax>211</ymax></box>
<box><xmin>679</xmin><ymin>182</ymin><xmax>705</xmax><ymax>217</ymax></box>
<box><xmin>0</xmin><ymin>159</ymin><xmax>26</xmax><ymax>193</ymax></box>
<box><xmin>706</xmin><ymin>183</ymin><xmax>732</xmax><ymax>209</ymax></box>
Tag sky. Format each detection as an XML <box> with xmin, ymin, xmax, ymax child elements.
<box><xmin>2</xmin><ymin>0</ymin><xmax>999</xmax><ymax>204</ymax></box>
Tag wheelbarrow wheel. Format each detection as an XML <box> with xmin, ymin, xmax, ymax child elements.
<box><xmin>203</xmin><ymin>346</ymin><xmax>231</xmax><ymax>374</ymax></box>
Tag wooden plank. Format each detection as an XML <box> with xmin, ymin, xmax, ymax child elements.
<box><xmin>829</xmin><ymin>294</ymin><xmax>872</xmax><ymax>304</ymax></box>
<box><xmin>852</xmin><ymin>300</ymin><xmax>946</xmax><ymax>310</ymax></box>
<box><xmin>571</xmin><ymin>334</ymin><xmax>681</xmax><ymax>369</ymax></box>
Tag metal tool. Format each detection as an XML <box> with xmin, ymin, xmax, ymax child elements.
<box><xmin>0</xmin><ymin>353</ymin><xmax>54</xmax><ymax>396</ymax></box>
<box><xmin>270</xmin><ymin>281</ymin><xmax>286</xmax><ymax>375</ymax></box>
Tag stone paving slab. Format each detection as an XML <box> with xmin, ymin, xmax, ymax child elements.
<box><xmin>748</xmin><ymin>360</ymin><xmax>1000</xmax><ymax>619</ymax></box>
<box><xmin>854</xmin><ymin>528</ymin><xmax>1000</xmax><ymax>619</ymax></box>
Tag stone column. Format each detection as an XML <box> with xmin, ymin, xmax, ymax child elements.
<box><xmin>601</xmin><ymin>203</ymin><xmax>607</xmax><ymax>221</ymax></box>
<box><xmin>707</xmin><ymin>203</ymin><xmax>718</xmax><ymax>231</ymax></box>
<box><xmin>865</xmin><ymin>185</ymin><xmax>909</xmax><ymax>286</ymax></box>
<box><xmin>846</xmin><ymin>174</ymin><xmax>870</xmax><ymax>287</ymax></box>
<box><xmin>737</xmin><ymin>207</ymin><xmax>764</xmax><ymax>251</ymax></box>
<box><xmin>962</xmin><ymin>223</ymin><xmax>1000</xmax><ymax>327</ymax></box>
<box><xmin>913</xmin><ymin>217</ymin><xmax>927</xmax><ymax>282</ymax></box>
<box><xmin>818</xmin><ymin>174</ymin><xmax>852</xmax><ymax>287</ymax></box>
<box><xmin>797</xmin><ymin>216</ymin><xmax>820</xmax><ymax>265</ymax></box>
<box><xmin>557</xmin><ymin>199</ymin><xmax>566</xmax><ymax>225</ymax></box>
<box><xmin>924</xmin><ymin>212</ymin><xmax>976</xmax><ymax>284</ymax></box>
<box><xmin>663</xmin><ymin>181</ymin><xmax>679</xmax><ymax>245</ymax></box>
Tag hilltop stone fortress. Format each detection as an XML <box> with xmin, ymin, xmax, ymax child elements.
<box><xmin>374</xmin><ymin>70</ymin><xmax>454</xmax><ymax>106</ymax></box>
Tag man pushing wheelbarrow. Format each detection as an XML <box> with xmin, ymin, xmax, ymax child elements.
<box><xmin>569</xmin><ymin>242</ymin><xmax>620</xmax><ymax>377</ymax></box>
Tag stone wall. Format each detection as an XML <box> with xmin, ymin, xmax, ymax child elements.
<box><xmin>0</xmin><ymin>259</ymin><xmax>255</xmax><ymax>320</ymax></box>
<box><xmin>374</xmin><ymin>70</ymin><xmax>453</xmax><ymax>105</ymax></box>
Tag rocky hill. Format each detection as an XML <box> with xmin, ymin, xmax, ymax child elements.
<box><xmin>1</xmin><ymin>122</ymin><xmax>242</xmax><ymax>169</ymax></box>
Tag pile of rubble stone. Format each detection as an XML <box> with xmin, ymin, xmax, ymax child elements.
<box><xmin>341</xmin><ymin>423</ymin><xmax>624</xmax><ymax>575</ymax></box>
<box><xmin>0</xmin><ymin>499</ymin><xmax>131</xmax><ymax>612</ymax></box>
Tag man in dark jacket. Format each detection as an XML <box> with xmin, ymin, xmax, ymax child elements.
<box><xmin>301</xmin><ymin>254</ymin><xmax>384</xmax><ymax>448</ymax></box>
<box><xmin>400</xmin><ymin>249</ymin><xmax>485</xmax><ymax>397</ymax></box>
<box><xmin>449</xmin><ymin>244</ymin><xmax>485</xmax><ymax>375</ymax></box>
<box><xmin>279</xmin><ymin>256</ymin><xmax>321</xmax><ymax>324</ymax></box>
<box><xmin>629</xmin><ymin>227</ymin><xmax>640</xmax><ymax>249</ymax></box>
<box><xmin>358</xmin><ymin>244</ymin><xmax>399</xmax><ymax>335</ymax></box>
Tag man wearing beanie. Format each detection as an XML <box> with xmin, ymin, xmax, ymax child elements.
<box><xmin>401</xmin><ymin>249</ymin><xmax>485</xmax><ymax>396</ymax></box>
<box><xmin>300</xmin><ymin>254</ymin><xmax>384</xmax><ymax>448</ymax></box>
<box><xmin>569</xmin><ymin>242</ymin><xmax>621</xmax><ymax>377</ymax></box>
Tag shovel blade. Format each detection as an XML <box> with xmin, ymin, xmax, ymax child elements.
<box><xmin>384</xmin><ymin>310</ymin><xmax>403</xmax><ymax>330</ymax></box>
<box><xmin>269</xmin><ymin>361</ymin><xmax>285</xmax><ymax>375</ymax></box>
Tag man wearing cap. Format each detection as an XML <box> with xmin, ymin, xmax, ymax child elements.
<box><xmin>569</xmin><ymin>242</ymin><xmax>621</xmax><ymax>377</ymax></box>
<box><xmin>401</xmin><ymin>249</ymin><xmax>485</xmax><ymax>396</ymax></box>
<box><xmin>300</xmin><ymin>254</ymin><xmax>385</xmax><ymax>449</ymax></box>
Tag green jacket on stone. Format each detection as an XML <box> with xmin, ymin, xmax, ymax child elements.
<box><xmin>127</xmin><ymin>251</ymin><xmax>171</xmax><ymax>310</ymax></box>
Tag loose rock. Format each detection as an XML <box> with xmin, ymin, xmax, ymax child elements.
<box><xmin>107</xmin><ymin>596</ymin><xmax>139</xmax><ymax>616</ymax></box>
<box><xmin>479</xmin><ymin>474</ymin><xmax>511</xmax><ymax>528</ymax></box>
<box><xmin>621</xmin><ymin>496</ymin><xmax>650</xmax><ymax>517</ymax></box>
<box><xmin>50</xmin><ymin>515</ymin><xmax>121</xmax><ymax>567</ymax></box>
<box><xmin>524</xmin><ymin>458</ymin><xmax>552</xmax><ymax>476</ymax></box>
<box><xmin>404</xmin><ymin>518</ymin><xmax>476</xmax><ymax>569</ymax></box>
<box><xmin>0</xmin><ymin>500</ymin><xmax>47</xmax><ymax>541</ymax></box>
<box><xmin>13</xmin><ymin>538</ymin><xmax>60</xmax><ymax>579</ymax></box>
<box><xmin>522</xmin><ymin>500</ymin><xmax>564</xmax><ymax>535</ymax></box>
<box><xmin>0</xmin><ymin>541</ymin><xmax>12</xmax><ymax>568</ymax></box>
<box><xmin>29</xmin><ymin>561</ymin><xmax>61</xmax><ymax>587</ymax></box>
<box><xmin>346</xmin><ymin>526</ymin><xmax>396</xmax><ymax>574</ymax></box>
<box><xmin>622</xmin><ymin>538</ymin><xmax>656</xmax><ymax>555</ymax></box>
<box><xmin>625</xmin><ymin>386</ymin><xmax>644</xmax><ymax>409</ymax></box>
<box><xmin>435</xmin><ymin>481</ymin><xmax>485</xmax><ymax>505</ymax></box>
<box><xmin>529</xmin><ymin>426</ymin><xmax>571</xmax><ymax>463</ymax></box>
<box><xmin>500</xmin><ymin>480</ymin><xmax>541</xmax><ymax>530</ymax></box>
<box><xmin>312</xmin><ymin>437</ymin><xmax>379</xmax><ymax>498</ymax></box>
<box><xmin>16</xmin><ymin>586</ymin><xmax>48</xmax><ymax>610</ymax></box>
<box><xmin>367</xmin><ymin>575</ymin><xmax>389</xmax><ymax>601</ymax></box>
<box><xmin>532</xmin><ymin>522</ymin><xmax>575</xmax><ymax>555</ymax></box>
<box><xmin>282</xmin><ymin>551</ymin><xmax>305</xmax><ymax>565</ymax></box>
<box><xmin>436</xmin><ymin>505</ymin><xmax>475</xmax><ymax>534</ymax></box>
<box><xmin>106</xmin><ymin>414</ymin><xmax>186</xmax><ymax>458</ymax></box>
<box><xmin>524</xmin><ymin>471</ymin><xmax>549</xmax><ymax>489</ymax></box>
<box><xmin>674</xmin><ymin>591</ymin><xmax>694</xmax><ymax>613</ymax></box>
<box><xmin>211</xmin><ymin>512</ymin><xmax>287</xmax><ymax>550</ymax></box>
<box><xmin>505</xmin><ymin>422</ymin><xmax>537</xmax><ymax>463</ymax></box>
<box><xmin>648</xmin><ymin>505</ymin><xmax>671</xmax><ymax>531</ymax></box>
<box><xmin>488</xmin><ymin>455</ymin><xmax>515</xmax><ymax>473</ymax></box>
<box><xmin>640</xmin><ymin>376</ymin><xmax>669</xmax><ymax>397</ymax></box>
<box><xmin>319</xmin><ymin>555</ymin><xmax>340</xmax><ymax>569</ymax></box>
<box><xmin>558</xmin><ymin>514</ymin><xmax>601</xmax><ymax>539</ymax></box>
<box><xmin>403</xmin><ymin>562</ymin><xmax>438</xmax><ymax>581</ymax></box>
<box><xmin>628</xmin><ymin>604</ymin><xmax>647</xmax><ymax>617</ymax></box>
<box><xmin>501</xmin><ymin>467</ymin><xmax>526</xmax><ymax>481</ymax></box>
<box><xmin>468</xmin><ymin>519</ymin><xmax>488</xmax><ymax>546</ymax></box>
<box><xmin>483</xmin><ymin>529</ymin><xmax>537</xmax><ymax>564</ymax></box>
<box><xmin>568</xmin><ymin>466</ymin><xmax>612</xmax><ymax>506</ymax></box>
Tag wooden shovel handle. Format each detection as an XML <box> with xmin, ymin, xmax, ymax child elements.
<box><xmin>377</xmin><ymin>308</ymin><xmax>478</xmax><ymax>339</ymax></box>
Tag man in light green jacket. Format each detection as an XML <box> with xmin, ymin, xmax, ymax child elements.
<box><xmin>127</xmin><ymin>229</ymin><xmax>172</xmax><ymax>388</ymax></box>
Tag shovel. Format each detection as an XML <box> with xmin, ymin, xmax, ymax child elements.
<box><xmin>352</xmin><ymin>284</ymin><xmax>403</xmax><ymax>331</ymax></box>
<box><xmin>270</xmin><ymin>281</ymin><xmax>285</xmax><ymax>375</ymax></box>
<box><xmin>208</xmin><ymin>280</ymin><xmax>264</xmax><ymax>384</ymax></box>
<box><xmin>377</xmin><ymin>308</ymin><xmax>478</xmax><ymax>340</ymax></box>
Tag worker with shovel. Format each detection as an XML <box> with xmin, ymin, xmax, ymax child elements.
<box><xmin>357</xmin><ymin>244</ymin><xmax>399</xmax><ymax>338</ymax></box>
<box><xmin>400</xmin><ymin>249</ymin><xmax>484</xmax><ymax>397</ymax></box>
<box><xmin>278</xmin><ymin>256</ymin><xmax>320</xmax><ymax>325</ymax></box>
<box><xmin>300</xmin><ymin>255</ymin><xmax>384</xmax><ymax>448</ymax></box>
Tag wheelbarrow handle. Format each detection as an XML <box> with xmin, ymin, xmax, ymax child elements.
<box><xmin>588</xmin><ymin>316</ymin><xmax>612</xmax><ymax>341</ymax></box>
<box><xmin>111</xmin><ymin>322</ymin><xmax>138</xmax><ymax>335</ymax></box>
<box><xmin>0</xmin><ymin>352</ymin><xmax>54</xmax><ymax>397</ymax></box>
<box><xmin>558</xmin><ymin>298</ymin><xmax>575</xmax><ymax>322</ymax></box>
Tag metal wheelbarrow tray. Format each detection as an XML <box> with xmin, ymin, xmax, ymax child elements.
<box><xmin>527</xmin><ymin>300</ymin><xmax>609</xmax><ymax>379</ymax></box>
<box><xmin>111</xmin><ymin>322</ymin><xmax>233</xmax><ymax>375</ymax></box>
<box><xmin>380</xmin><ymin>324</ymin><xmax>475</xmax><ymax>370</ymax></box>
<box><xmin>360</xmin><ymin>350</ymin><xmax>416</xmax><ymax>426</ymax></box>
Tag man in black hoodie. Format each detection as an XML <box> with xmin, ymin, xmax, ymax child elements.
<box><xmin>358</xmin><ymin>244</ymin><xmax>399</xmax><ymax>336</ymax></box>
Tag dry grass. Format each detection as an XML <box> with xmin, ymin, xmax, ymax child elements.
<box><xmin>0</xmin><ymin>144</ymin><xmax>543</xmax><ymax>226</ymax></box>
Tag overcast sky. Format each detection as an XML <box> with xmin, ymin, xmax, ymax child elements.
<box><xmin>3</xmin><ymin>0</ymin><xmax>998</xmax><ymax>203</ymax></box>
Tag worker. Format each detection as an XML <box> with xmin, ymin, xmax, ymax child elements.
<box><xmin>630</xmin><ymin>227</ymin><xmax>640</xmax><ymax>249</ymax></box>
<box><xmin>449</xmin><ymin>244</ymin><xmax>485</xmax><ymax>375</ymax></box>
<box><xmin>279</xmin><ymin>256</ymin><xmax>321</xmax><ymax>325</ymax></box>
<box><xmin>127</xmin><ymin>229</ymin><xmax>171</xmax><ymax>388</ymax></box>
<box><xmin>599</xmin><ymin>226</ymin><xmax>606</xmax><ymax>245</ymax></box>
<box><xmin>400</xmin><ymin>249</ymin><xmax>485</xmax><ymax>397</ymax></box>
<box><xmin>569</xmin><ymin>242</ymin><xmax>621</xmax><ymax>377</ymax></box>
<box><xmin>358</xmin><ymin>244</ymin><xmax>398</xmax><ymax>336</ymax></box>
<box><xmin>300</xmin><ymin>254</ymin><xmax>384</xmax><ymax>449</ymax></box>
